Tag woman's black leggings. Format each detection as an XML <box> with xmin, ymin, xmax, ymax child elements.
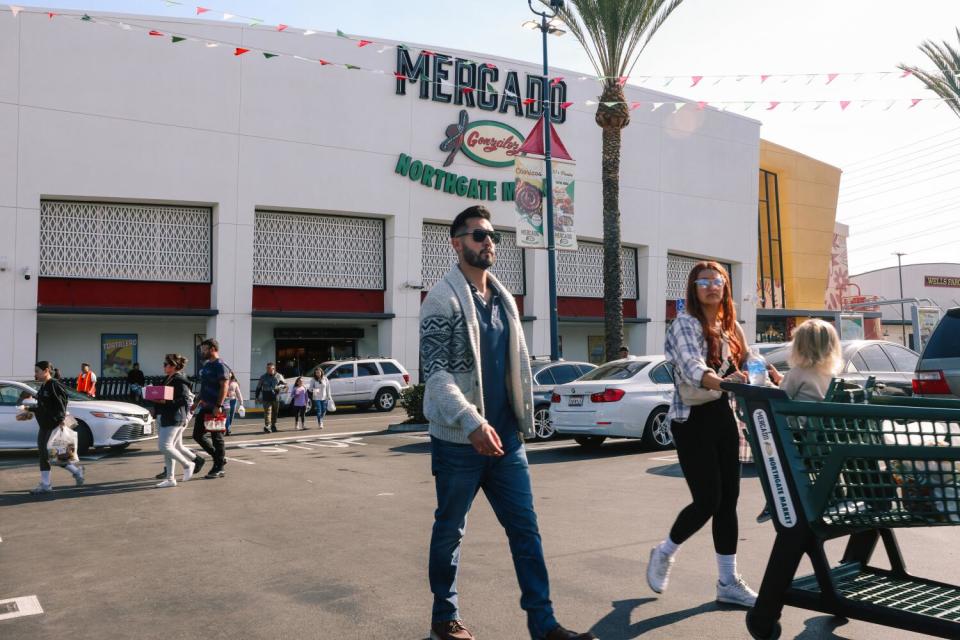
<box><xmin>668</xmin><ymin>396</ymin><xmax>742</xmax><ymax>555</ymax></box>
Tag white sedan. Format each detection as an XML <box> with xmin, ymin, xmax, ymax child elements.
<box><xmin>0</xmin><ymin>379</ymin><xmax>157</xmax><ymax>454</ymax></box>
<box><xmin>550</xmin><ymin>356</ymin><xmax>675</xmax><ymax>450</ymax></box>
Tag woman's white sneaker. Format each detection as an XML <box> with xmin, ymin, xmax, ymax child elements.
<box><xmin>30</xmin><ymin>483</ymin><xmax>53</xmax><ymax>494</ymax></box>
<box><xmin>182</xmin><ymin>466</ymin><xmax>194</xmax><ymax>482</ymax></box>
<box><xmin>716</xmin><ymin>576</ymin><xmax>758</xmax><ymax>607</ymax></box>
<box><xmin>155</xmin><ymin>479</ymin><xmax>177</xmax><ymax>488</ymax></box>
<box><xmin>646</xmin><ymin>547</ymin><xmax>675</xmax><ymax>594</ymax></box>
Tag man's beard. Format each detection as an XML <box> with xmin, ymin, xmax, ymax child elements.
<box><xmin>463</xmin><ymin>245</ymin><xmax>495</xmax><ymax>269</ymax></box>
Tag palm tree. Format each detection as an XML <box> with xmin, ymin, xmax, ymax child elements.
<box><xmin>899</xmin><ymin>28</ymin><xmax>960</xmax><ymax>118</ymax></box>
<box><xmin>545</xmin><ymin>0</ymin><xmax>685</xmax><ymax>361</ymax></box>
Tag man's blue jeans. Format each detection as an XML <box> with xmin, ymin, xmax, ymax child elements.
<box><xmin>429</xmin><ymin>437</ymin><xmax>558</xmax><ymax>639</ymax></box>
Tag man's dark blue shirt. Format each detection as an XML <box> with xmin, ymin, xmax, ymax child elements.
<box><xmin>471</xmin><ymin>283</ymin><xmax>520</xmax><ymax>451</ymax></box>
<box><xmin>198</xmin><ymin>358</ymin><xmax>228</xmax><ymax>412</ymax></box>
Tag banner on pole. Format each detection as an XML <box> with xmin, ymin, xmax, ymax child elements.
<box><xmin>514</xmin><ymin>156</ymin><xmax>576</xmax><ymax>250</ymax></box>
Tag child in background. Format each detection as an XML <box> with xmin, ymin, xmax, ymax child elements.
<box><xmin>757</xmin><ymin>318</ymin><xmax>843</xmax><ymax>523</ymax></box>
<box><xmin>289</xmin><ymin>377</ymin><xmax>309</xmax><ymax>431</ymax></box>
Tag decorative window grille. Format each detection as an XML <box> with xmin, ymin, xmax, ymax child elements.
<box><xmin>666</xmin><ymin>253</ymin><xmax>733</xmax><ymax>301</ymax></box>
<box><xmin>558</xmin><ymin>242</ymin><xmax>637</xmax><ymax>299</ymax></box>
<box><xmin>39</xmin><ymin>201</ymin><xmax>211</xmax><ymax>282</ymax></box>
<box><xmin>253</xmin><ymin>211</ymin><xmax>385</xmax><ymax>289</ymax></box>
<box><xmin>421</xmin><ymin>223</ymin><xmax>525</xmax><ymax>295</ymax></box>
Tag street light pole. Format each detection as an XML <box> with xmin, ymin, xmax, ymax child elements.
<box><xmin>528</xmin><ymin>0</ymin><xmax>562</xmax><ymax>361</ymax></box>
<box><xmin>894</xmin><ymin>251</ymin><xmax>907</xmax><ymax>347</ymax></box>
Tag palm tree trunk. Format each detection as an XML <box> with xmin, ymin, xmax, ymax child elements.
<box><xmin>601</xmin><ymin>126</ymin><xmax>624</xmax><ymax>362</ymax></box>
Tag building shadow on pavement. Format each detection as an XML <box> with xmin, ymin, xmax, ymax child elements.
<box><xmin>588</xmin><ymin>598</ymin><xmax>751</xmax><ymax>638</ymax></box>
<box><xmin>0</xmin><ymin>478</ymin><xmax>161</xmax><ymax>506</ymax></box>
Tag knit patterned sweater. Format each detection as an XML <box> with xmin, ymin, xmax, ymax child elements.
<box><xmin>419</xmin><ymin>264</ymin><xmax>534</xmax><ymax>444</ymax></box>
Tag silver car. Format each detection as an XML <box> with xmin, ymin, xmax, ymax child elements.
<box><xmin>913</xmin><ymin>307</ymin><xmax>960</xmax><ymax>398</ymax></box>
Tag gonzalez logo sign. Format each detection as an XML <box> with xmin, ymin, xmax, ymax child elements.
<box><xmin>440</xmin><ymin>110</ymin><xmax>525</xmax><ymax>168</ymax></box>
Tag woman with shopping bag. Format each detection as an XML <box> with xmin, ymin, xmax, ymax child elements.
<box><xmin>150</xmin><ymin>354</ymin><xmax>203</xmax><ymax>488</ymax></box>
<box><xmin>309</xmin><ymin>366</ymin><xmax>334</xmax><ymax>430</ymax></box>
<box><xmin>20</xmin><ymin>360</ymin><xmax>84</xmax><ymax>494</ymax></box>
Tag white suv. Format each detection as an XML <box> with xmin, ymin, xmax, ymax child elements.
<box><xmin>282</xmin><ymin>358</ymin><xmax>411</xmax><ymax>412</ymax></box>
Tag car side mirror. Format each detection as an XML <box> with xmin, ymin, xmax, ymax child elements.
<box><xmin>21</xmin><ymin>398</ymin><xmax>37</xmax><ymax>408</ymax></box>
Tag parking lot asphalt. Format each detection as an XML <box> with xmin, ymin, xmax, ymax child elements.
<box><xmin>1</xmin><ymin>410</ymin><xmax>957</xmax><ymax>639</ymax></box>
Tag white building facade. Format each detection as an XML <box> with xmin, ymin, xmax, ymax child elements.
<box><xmin>850</xmin><ymin>263</ymin><xmax>960</xmax><ymax>348</ymax></box>
<box><xmin>0</xmin><ymin>9</ymin><xmax>760</xmax><ymax>391</ymax></box>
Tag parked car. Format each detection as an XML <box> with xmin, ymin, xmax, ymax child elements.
<box><xmin>550</xmin><ymin>356</ymin><xmax>675</xmax><ymax>451</ymax></box>
<box><xmin>913</xmin><ymin>307</ymin><xmax>960</xmax><ymax>398</ymax></box>
<box><xmin>281</xmin><ymin>358</ymin><xmax>411</xmax><ymax>412</ymax></box>
<box><xmin>764</xmin><ymin>340</ymin><xmax>920</xmax><ymax>396</ymax></box>
<box><xmin>530</xmin><ymin>359</ymin><xmax>596</xmax><ymax>440</ymax></box>
<box><xmin>0</xmin><ymin>379</ymin><xmax>156</xmax><ymax>454</ymax></box>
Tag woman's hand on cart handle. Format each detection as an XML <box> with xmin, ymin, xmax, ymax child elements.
<box><xmin>702</xmin><ymin>369</ymin><xmax>747</xmax><ymax>391</ymax></box>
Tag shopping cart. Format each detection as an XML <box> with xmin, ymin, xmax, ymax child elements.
<box><xmin>723</xmin><ymin>382</ymin><xmax>960</xmax><ymax>639</ymax></box>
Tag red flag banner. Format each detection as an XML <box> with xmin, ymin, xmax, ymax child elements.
<box><xmin>840</xmin><ymin>101</ymin><xmax>851</xmax><ymax>111</ymax></box>
<box><xmin>827</xmin><ymin>73</ymin><xmax>839</xmax><ymax>84</ymax></box>
<box><xmin>767</xmin><ymin>101</ymin><xmax>780</xmax><ymax>110</ymax></box>
<box><xmin>691</xmin><ymin>75</ymin><xmax>703</xmax><ymax>87</ymax></box>
<box><xmin>234</xmin><ymin>47</ymin><xmax>249</xmax><ymax>56</ymax></box>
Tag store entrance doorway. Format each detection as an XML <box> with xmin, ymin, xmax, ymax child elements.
<box><xmin>275</xmin><ymin>339</ymin><xmax>357</xmax><ymax>378</ymax></box>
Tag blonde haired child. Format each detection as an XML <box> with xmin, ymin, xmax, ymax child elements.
<box><xmin>758</xmin><ymin>319</ymin><xmax>843</xmax><ymax>522</ymax></box>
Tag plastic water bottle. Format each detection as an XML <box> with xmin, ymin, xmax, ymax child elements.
<box><xmin>746</xmin><ymin>350</ymin><xmax>768</xmax><ymax>386</ymax></box>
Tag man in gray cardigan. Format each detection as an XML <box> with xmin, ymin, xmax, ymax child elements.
<box><xmin>421</xmin><ymin>206</ymin><xmax>595</xmax><ymax>640</ymax></box>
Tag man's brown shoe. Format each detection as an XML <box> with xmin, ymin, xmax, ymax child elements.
<box><xmin>543</xmin><ymin>625</ymin><xmax>597</xmax><ymax>640</ymax></box>
<box><xmin>430</xmin><ymin>619</ymin><xmax>475</xmax><ymax>640</ymax></box>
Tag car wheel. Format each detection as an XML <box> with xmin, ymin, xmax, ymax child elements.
<box><xmin>374</xmin><ymin>389</ymin><xmax>398</xmax><ymax>412</ymax></box>
<box><xmin>76</xmin><ymin>422</ymin><xmax>94</xmax><ymax>455</ymax></box>
<box><xmin>641</xmin><ymin>407</ymin><xmax>673</xmax><ymax>451</ymax></box>
<box><xmin>533</xmin><ymin>405</ymin><xmax>555</xmax><ymax>440</ymax></box>
<box><xmin>574</xmin><ymin>435</ymin><xmax>606</xmax><ymax>449</ymax></box>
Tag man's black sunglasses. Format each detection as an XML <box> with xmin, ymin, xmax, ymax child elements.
<box><xmin>455</xmin><ymin>229</ymin><xmax>502</xmax><ymax>245</ymax></box>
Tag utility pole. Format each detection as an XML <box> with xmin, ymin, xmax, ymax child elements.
<box><xmin>894</xmin><ymin>252</ymin><xmax>907</xmax><ymax>347</ymax></box>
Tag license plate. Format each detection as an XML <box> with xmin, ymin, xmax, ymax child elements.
<box><xmin>568</xmin><ymin>396</ymin><xmax>583</xmax><ymax>407</ymax></box>
<box><xmin>143</xmin><ymin>422</ymin><xmax>153</xmax><ymax>435</ymax></box>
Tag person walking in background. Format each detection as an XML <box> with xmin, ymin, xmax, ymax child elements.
<box><xmin>225</xmin><ymin>372</ymin><xmax>244</xmax><ymax>436</ymax></box>
<box><xmin>191</xmin><ymin>339</ymin><xmax>229</xmax><ymax>479</ymax></box>
<box><xmin>420</xmin><ymin>205</ymin><xmax>595</xmax><ymax>640</ymax></box>
<box><xmin>152</xmin><ymin>354</ymin><xmax>202</xmax><ymax>488</ymax></box>
<box><xmin>309</xmin><ymin>367</ymin><xmax>332</xmax><ymax>430</ymax></box>
<box><xmin>618</xmin><ymin>346</ymin><xmax>629</xmax><ymax>359</ymax></box>
<box><xmin>255</xmin><ymin>362</ymin><xmax>286</xmax><ymax>434</ymax></box>
<box><xmin>127</xmin><ymin>362</ymin><xmax>146</xmax><ymax>403</ymax></box>
<box><xmin>289</xmin><ymin>377</ymin><xmax>309</xmax><ymax>431</ymax></box>
<box><xmin>77</xmin><ymin>362</ymin><xmax>97</xmax><ymax>397</ymax></box>
<box><xmin>646</xmin><ymin>261</ymin><xmax>758</xmax><ymax>608</ymax></box>
<box><xmin>22</xmin><ymin>361</ymin><xmax>84</xmax><ymax>494</ymax></box>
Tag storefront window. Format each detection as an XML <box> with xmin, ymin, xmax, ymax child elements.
<box><xmin>757</xmin><ymin>318</ymin><xmax>788</xmax><ymax>343</ymax></box>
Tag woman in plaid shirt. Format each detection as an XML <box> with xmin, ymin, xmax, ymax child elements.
<box><xmin>645</xmin><ymin>261</ymin><xmax>760</xmax><ymax>609</ymax></box>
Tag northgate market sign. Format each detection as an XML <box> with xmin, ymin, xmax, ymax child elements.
<box><xmin>393</xmin><ymin>48</ymin><xmax>567</xmax><ymax>203</ymax></box>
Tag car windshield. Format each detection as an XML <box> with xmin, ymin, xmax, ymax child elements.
<box><xmin>577</xmin><ymin>360</ymin><xmax>649</xmax><ymax>381</ymax></box>
<box><xmin>22</xmin><ymin>380</ymin><xmax>94</xmax><ymax>401</ymax></box>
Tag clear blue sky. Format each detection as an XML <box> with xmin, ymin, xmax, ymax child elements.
<box><xmin>10</xmin><ymin>0</ymin><xmax>960</xmax><ymax>274</ymax></box>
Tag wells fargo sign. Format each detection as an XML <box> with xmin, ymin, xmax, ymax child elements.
<box><xmin>925</xmin><ymin>275</ymin><xmax>960</xmax><ymax>288</ymax></box>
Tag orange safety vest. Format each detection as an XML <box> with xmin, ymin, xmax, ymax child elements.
<box><xmin>77</xmin><ymin>371</ymin><xmax>96</xmax><ymax>396</ymax></box>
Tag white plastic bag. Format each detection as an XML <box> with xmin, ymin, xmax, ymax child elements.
<box><xmin>46</xmin><ymin>423</ymin><xmax>79</xmax><ymax>466</ymax></box>
<box><xmin>237</xmin><ymin>405</ymin><xmax>246</xmax><ymax>418</ymax></box>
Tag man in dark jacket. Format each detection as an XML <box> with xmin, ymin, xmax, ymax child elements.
<box><xmin>23</xmin><ymin>360</ymin><xmax>83</xmax><ymax>494</ymax></box>
<box><xmin>127</xmin><ymin>362</ymin><xmax>146</xmax><ymax>403</ymax></box>
<box><xmin>255</xmin><ymin>362</ymin><xmax>287</xmax><ymax>433</ymax></box>
<box><xmin>191</xmin><ymin>339</ymin><xmax>230</xmax><ymax>479</ymax></box>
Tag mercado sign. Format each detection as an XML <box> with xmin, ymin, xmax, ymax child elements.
<box><xmin>395</xmin><ymin>47</ymin><xmax>568</xmax><ymax>124</ymax></box>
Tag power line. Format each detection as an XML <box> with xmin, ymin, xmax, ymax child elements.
<box><xmin>839</xmin><ymin>168</ymin><xmax>960</xmax><ymax>204</ymax></box>
<box><xmin>838</xmin><ymin>184</ymin><xmax>960</xmax><ymax>221</ymax></box>
<box><xmin>853</xmin><ymin>237</ymin><xmax>959</xmax><ymax>272</ymax></box>
<box><xmin>843</xmin><ymin>135</ymin><xmax>960</xmax><ymax>177</ymax></box>
<box><xmin>849</xmin><ymin>202</ymin><xmax>959</xmax><ymax>235</ymax></box>
<box><xmin>841</xmin><ymin>150</ymin><xmax>960</xmax><ymax>190</ymax></box>
<box><xmin>841</xmin><ymin>195</ymin><xmax>960</xmax><ymax>226</ymax></box>
<box><xmin>849</xmin><ymin>221</ymin><xmax>960</xmax><ymax>252</ymax></box>
<box><xmin>844</xmin><ymin>126</ymin><xmax>960</xmax><ymax>168</ymax></box>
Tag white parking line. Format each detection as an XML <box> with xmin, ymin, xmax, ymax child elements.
<box><xmin>0</xmin><ymin>595</ymin><xmax>43</xmax><ymax>621</ymax></box>
<box><xmin>224</xmin><ymin>457</ymin><xmax>255</xmax><ymax>465</ymax></box>
<box><xmin>286</xmin><ymin>444</ymin><xmax>312</xmax><ymax>450</ymax></box>
<box><xmin>651</xmin><ymin>455</ymin><xmax>680</xmax><ymax>462</ymax></box>
<box><xmin>220</xmin><ymin>430</ymin><xmax>378</xmax><ymax>447</ymax></box>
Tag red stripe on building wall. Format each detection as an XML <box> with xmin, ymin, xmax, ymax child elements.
<box><xmin>253</xmin><ymin>286</ymin><xmax>384</xmax><ymax>313</ymax></box>
<box><xmin>419</xmin><ymin>292</ymin><xmax>525</xmax><ymax>315</ymax></box>
<box><xmin>38</xmin><ymin>278</ymin><xmax>211</xmax><ymax>309</ymax></box>
<box><xmin>558</xmin><ymin>297</ymin><xmax>637</xmax><ymax>318</ymax></box>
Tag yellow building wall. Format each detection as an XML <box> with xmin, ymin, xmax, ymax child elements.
<box><xmin>759</xmin><ymin>140</ymin><xmax>841</xmax><ymax>310</ymax></box>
